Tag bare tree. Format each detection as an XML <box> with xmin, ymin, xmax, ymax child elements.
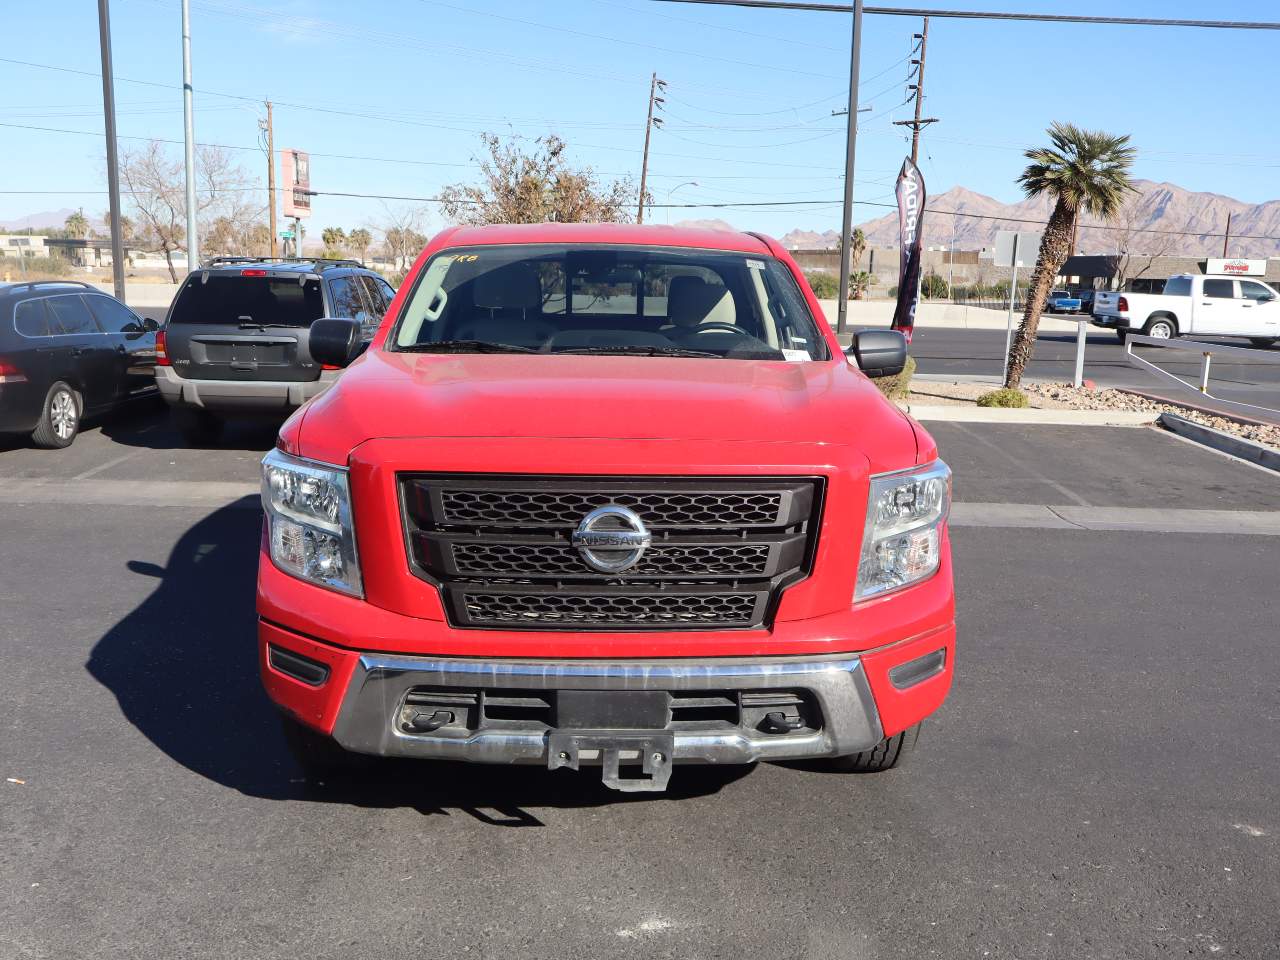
<box><xmin>440</xmin><ymin>133</ymin><xmax>635</xmax><ymax>226</ymax></box>
<box><xmin>1108</xmin><ymin>199</ymin><xmax>1180</xmax><ymax>291</ymax></box>
<box><xmin>119</xmin><ymin>141</ymin><xmax>264</xmax><ymax>279</ymax></box>
<box><xmin>378</xmin><ymin>205</ymin><xmax>429</xmax><ymax>273</ymax></box>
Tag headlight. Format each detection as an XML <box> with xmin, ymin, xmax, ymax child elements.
<box><xmin>856</xmin><ymin>459</ymin><xmax>950</xmax><ymax>600</ymax></box>
<box><xmin>261</xmin><ymin>448</ymin><xmax>363</xmax><ymax>597</ymax></box>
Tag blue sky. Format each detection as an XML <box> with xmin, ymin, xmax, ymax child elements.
<box><xmin>3</xmin><ymin>0</ymin><xmax>1279</xmax><ymax>239</ymax></box>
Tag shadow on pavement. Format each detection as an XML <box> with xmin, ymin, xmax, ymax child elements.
<box><xmin>86</xmin><ymin>500</ymin><xmax>746</xmax><ymax>822</ymax></box>
<box><xmin>98</xmin><ymin>407</ymin><xmax>283</xmax><ymax>452</ymax></box>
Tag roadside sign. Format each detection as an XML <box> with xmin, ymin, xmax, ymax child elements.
<box><xmin>279</xmin><ymin>230</ymin><xmax>294</xmax><ymax>239</ymax></box>
<box><xmin>281</xmin><ymin>149</ymin><xmax>312</xmax><ymax>218</ymax></box>
<box><xmin>994</xmin><ymin>230</ymin><xmax>1042</xmax><ymax>268</ymax></box>
<box><xmin>1206</xmin><ymin>257</ymin><xmax>1265</xmax><ymax>276</ymax></box>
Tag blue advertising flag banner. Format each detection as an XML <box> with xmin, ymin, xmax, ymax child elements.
<box><xmin>890</xmin><ymin>157</ymin><xmax>926</xmax><ymax>343</ymax></box>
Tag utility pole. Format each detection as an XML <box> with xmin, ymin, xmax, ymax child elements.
<box><xmin>836</xmin><ymin>0</ymin><xmax>864</xmax><ymax>336</ymax></box>
<box><xmin>1222</xmin><ymin>211</ymin><xmax>1232</xmax><ymax>257</ymax></box>
<box><xmin>893</xmin><ymin>17</ymin><xmax>937</xmax><ymax>165</ymax></box>
<box><xmin>637</xmin><ymin>72</ymin><xmax>666</xmax><ymax>224</ymax></box>
<box><xmin>97</xmin><ymin>0</ymin><xmax>126</xmax><ymax>301</ymax></box>
<box><xmin>261</xmin><ymin>100</ymin><xmax>278</xmax><ymax>258</ymax></box>
<box><xmin>181</xmin><ymin>0</ymin><xmax>199</xmax><ymax>270</ymax></box>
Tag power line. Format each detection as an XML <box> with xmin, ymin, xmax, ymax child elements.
<box><xmin>648</xmin><ymin>0</ymin><xmax>1280</xmax><ymax>30</ymax></box>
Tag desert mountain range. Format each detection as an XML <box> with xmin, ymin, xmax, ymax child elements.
<box><xmin>772</xmin><ymin>180</ymin><xmax>1280</xmax><ymax>259</ymax></box>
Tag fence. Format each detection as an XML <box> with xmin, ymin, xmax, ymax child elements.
<box><xmin>1124</xmin><ymin>334</ymin><xmax>1280</xmax><ymax>420</ymax></box>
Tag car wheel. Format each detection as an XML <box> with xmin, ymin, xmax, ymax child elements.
<box><xmin>1115</xmin><ymin>329</ymin><xmax>1130</xmax><ymax>344</ymax></box>
<box><xmin>1144</xmin><ymin>317</ymin><xmax>1176</xmax><ymax>339</ymax></box>
<box><xmin>172</xmin><ymin>405</ymin><xmax>223</xmax><ymax>445</ymax></box>
<box><xmin>278</xmin><ymin>714</ymin><xmax>370</xmax><ymax>778</ymax></box>
<box><xmin>1248</xmin><ymin>337</ymin><xmax>1277</xmax><ymax>349</ymax></box>
<box><xmin>31</xmin><ymin>381</ymin><xmax>81</xmax><ymax>449</ymax></box>
<box><xmin>823</xmin><ymin>722</ymin><xmax>921</xmax><ymax>773</ymax></box>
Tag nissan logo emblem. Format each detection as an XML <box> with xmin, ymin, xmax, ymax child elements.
<box><xmin>571</xmin><ymin>505</ymin><xmax>651</xmax><ymax>574</ymax></box>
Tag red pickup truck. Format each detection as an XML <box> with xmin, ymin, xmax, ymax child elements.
<box><xmin>258</xmin><ymin>223</ymin><xmax>954</xmax><ymax>792</ymax></box>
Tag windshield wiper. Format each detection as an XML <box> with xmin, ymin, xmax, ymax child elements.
<box><xmin>553</xmin><ymin>345</ymin><xmax>722</xmax><ymax>359</ymax></box>
<box><xmin>399</xmin><ymin>339</ymin><xmax>537</xmax><ymax>354</ymax></box>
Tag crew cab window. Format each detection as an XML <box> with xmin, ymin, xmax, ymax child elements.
<box><xmin>1239</xmin><ymin>281</ymin><xmax>1275</xmax><ymax>303</ymax></box>
<box><xmin>1203</xmin><ymin>279</ymin><xmax>1235</xmax><ymax>299</ymax></box>
<box><xmin>14</xmin><ymin>299</ymin><xmax>51</xmax><ymax>337</ymax></box>
<box><xmin>1163</xmin><ymin>277</ymin><xmax>1192</xmax><ymax>297</ymax></box>
<box><xmin>392</xmin><ymin>245</ymin><xmax>829</xmax><ymax>361</ymax></box>
<box><xmin>45</xmin><ymin>295</ymin><xmax>101</xmax><ymax>335</ymax></box>
<box><xmin>85</xmin><ymin>294</ymin><xmax>147</xmax><ymax>333</ymax></box>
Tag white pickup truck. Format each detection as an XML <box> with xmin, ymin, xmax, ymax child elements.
<box><xmin>1092</xmin><ymin>274</ymin><xmax>1280</xmax><ymax>347</ymax></box>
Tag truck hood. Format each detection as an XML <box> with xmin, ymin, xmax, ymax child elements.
<box><xmin>294</xmin><ymin>350</ymin><xmax>919</xmax><ymax>469</ymax></box>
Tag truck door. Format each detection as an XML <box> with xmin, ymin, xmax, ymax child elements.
<box><xmin>1194</xmin><ymin>278</ymin><xmax>1241</xmax><ymax>335</ymax></box>
<box><xmin>1236</xmin><ymin>280</ymin><xmax>1280</xmax><ymax>337</ymax></box>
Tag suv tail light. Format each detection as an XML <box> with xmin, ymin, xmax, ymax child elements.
<box><xmin>241</xmin><ymin>268</ymin><xmax>268</xmax><ymax>276</ymax></box>
<box><xmin>155</xmin><ymin>329</ymin><xmax>170</xmax><ymax>366</ymax></box>
<box><xmin>1117</xmin><ymin>296</ymin><xmax>1129</xmax><ymax>313</ymax></box>
<box><xmin>0</xmin><ymin>359</ymin><xmax>27</xmax><ymax>383</ymax></box>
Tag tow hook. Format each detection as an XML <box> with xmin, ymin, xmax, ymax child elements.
<box><xmin>403</xmin><ymin>709</ymin><xmax>454</xmax><ymax>733</ymax></box>
<box><xmin>761</xmin><ymin>711</ymin><xmax>804</xmax><ymax>734</ymax></box>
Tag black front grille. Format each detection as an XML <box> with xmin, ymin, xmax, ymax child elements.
<box><xmin>400</xmin><ymin>474</ymin><xmax>823</xmax><ymax>631</ymax></box>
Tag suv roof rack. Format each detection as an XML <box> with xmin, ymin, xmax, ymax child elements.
<box><xmin>3</xmin><ymin>279</ymin><xmax>96</xmax><ymax>292</ymax></box>
<box><xmin>203</xmin><ymin>256</ymin><xmax>366</xmax><ymax>269</ymax></box>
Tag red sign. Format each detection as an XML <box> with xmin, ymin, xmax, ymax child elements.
<box><xmin>281</xmin><ymin>149</ymin><xmax>311</xmax><ymax>218</ymax></box>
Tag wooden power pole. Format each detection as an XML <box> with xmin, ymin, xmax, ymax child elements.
<box><xmin>893</xmin><ymin>17</ymin><xmax>937</xmax><ymax>164</ymax></box>
<box><xmin>1222</xmin><ymin>211</ymin><xmax>1231</xmax><ymax>257</ymax></box>
<box><xmin>265</xmin><ymin>100</ymin><xmax>278</xmax><ymax>257</ymax></box>
<box><xmin>637</xmin><ymin>72</ymin><xmax>665</xmax><ymax>224</ymax></box>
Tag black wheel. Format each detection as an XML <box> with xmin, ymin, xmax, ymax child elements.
<box><xmin>1248</xmin><ymin>337</ymin><xmax>1277</xmax><ymax>349</ymax></box>
<box><xmin>279</xmin><ymin>713</ymin><xmax>368</xmax><ymax>778</ymax></box>
<box><xmin>824</xmin><ymin>723</ymin><xmax>922</xmax><ymax>773</ymax></box>
<box><xmin>172</xmin><ymin>405</ymin><xmax>223</xmax><ymax>445</ymax></box>
<box><xmin>1115</xmin><ymin>329</ymin><xmax>1130</xmax><ymax>344</ymax></box>
<box><xmin>31</xmin><ymin>381</ymin><xmax>81</xmax><ymax>449</ymax></box>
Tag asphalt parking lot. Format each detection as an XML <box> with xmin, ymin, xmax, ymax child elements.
<box><xmin>2</xmin><ymin>407</ymin><xmax>1278</xmax><ymax>959</ymax></box>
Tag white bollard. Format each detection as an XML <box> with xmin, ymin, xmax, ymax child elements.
<box><xmin>1073</xmin><ymin>318</ymin><xmax>1088</xmax><ymax>388</ymax></box>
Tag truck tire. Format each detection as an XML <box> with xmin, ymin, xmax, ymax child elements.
<box><xmin>1248</xmin><ymin>337</ymin><xmax>1277</xmax><ymax>349</ymax></box>
<box><xmin>825</xmin><ymin>722</ymin><xmax>921</xmax><ymax>773</ymax></box>
<box><xmin>31</xmin><ymin>381</ymin><xmax>81</xmax><ymax>449</ymax></box>
<box><xmin>1115</xmin><ymin>329</ymin><xmax>1129</xmax><ymax>344</ymax></box>
<box><xmin>172</xmin><ymin>405</ymin><xmax>223</xmax><ymax>446</ymax></box>
<box><xmin>279</xmin><ymin>714</ymin><xmax>369</xmax><ymax>778</ymax></box>
<box><xmin>1143</xmin><ymin>316</ymin><xmax>1176</xmax><ymax>339</ymax></box>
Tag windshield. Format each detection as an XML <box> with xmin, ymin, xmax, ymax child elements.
<box><xmin>169</xmin><ymin>274</ymin><xmax>324</xmax><ymax>327</ymax></box>
<box><xmin>390</xmin><ymin>244</ymin><xmax>830</xmax><ymax>361</ymax></box>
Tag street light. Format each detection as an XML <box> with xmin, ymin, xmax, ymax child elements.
<box><xmin>665</xmin><ymin>181</ymin><xmax>699</xmax><ymax>225</ymax></box>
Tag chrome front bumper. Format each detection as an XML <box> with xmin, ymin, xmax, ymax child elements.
<box><xmin>330</xmin><ymin>653</ymin><xmax>885</xmax><ymax>775</ymax></box>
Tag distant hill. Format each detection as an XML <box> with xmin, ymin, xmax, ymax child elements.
<box><xmin>787</xmin><ymin>180</ymin><xmax>1280</xmax><ymax>258</ymax></box>
<box><xmin>0</xmin><ymin>208</ymin><xmax>79</xmax><ymax>232</ymax></box>
<box><xmin>672</xmin><ymin>218</ymin><xmax>738</xmax><ymax>232</ymax></box>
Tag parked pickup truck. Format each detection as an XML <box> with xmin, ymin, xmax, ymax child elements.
<box><xmin>258</xmin><ymin>223</ymin><xmax>955</xmax><ymax>793</ymax></box>
<box><xmin>1092</xmin><ymin>274</ymin><xmax>1280</xmax><ymax>347</ymax></box>
<box><xmin>1045</xmin><ymin>290</ymin><xmax>1082</xmax><ymax>314</ymax></box>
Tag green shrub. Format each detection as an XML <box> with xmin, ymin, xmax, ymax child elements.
<box><xmin>805</xmin><ymin>270</ymin><xmax>840</xmax><ymax>299</ymax></box>
<box><xmin>887</xmin><ymin>285</ymin><xmax>898</xmax><ymax>298</ymax></box>
<box><xmin>976</xmin><ymin>387</ymin><xmax>1029</xmax><ymax>408</ymax></box>
<box><xmin>872</xmin><ymin>354</ymin><xmax>916</xmax><ymax>401</ymax></box>
<box><xmin>0</xmin><ymin>256</ymin><xmax>70</xmax><ymax>280</ymax></box>
<box><xmin>921</xmin><ymin>272</ymin><xmax>949</xmax><ymax>299</ymax></box>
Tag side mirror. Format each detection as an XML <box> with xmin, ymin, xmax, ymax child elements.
<box><xmin>847</xmin><ymin>329</ymin><xmax>908</xmax><ymax>378</ymax></box>
<box><xmin>308</xmin><ymin>317</ymin><xmax>363</xmax><ymax>368</ymax></box>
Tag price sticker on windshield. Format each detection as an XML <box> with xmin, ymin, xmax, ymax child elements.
<box><xmin>745</xmin><ymin>259</ymin><xmax>766</xmax><ymax>271</ymax></box>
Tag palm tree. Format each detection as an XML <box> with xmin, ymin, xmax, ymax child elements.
<box><xmin>64</xmin><ymin>209</ymin><xmax>89</xmax><ymax>240</ymax></box>
<box><xmin>1004</xmin><ymin>123</ymin><xmax>1136</xmax><ymax>389</ymax></box>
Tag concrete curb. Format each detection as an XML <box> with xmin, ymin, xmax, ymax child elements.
<box><xmin>904</xmin><ymin>405</ymin><xmax>1158</xmax><ymax>426</ymax></box>
<box><xmin>1158</xmin><ymin>412</ymin><xmax>1280</xmax><ymax>473</ymax></box>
